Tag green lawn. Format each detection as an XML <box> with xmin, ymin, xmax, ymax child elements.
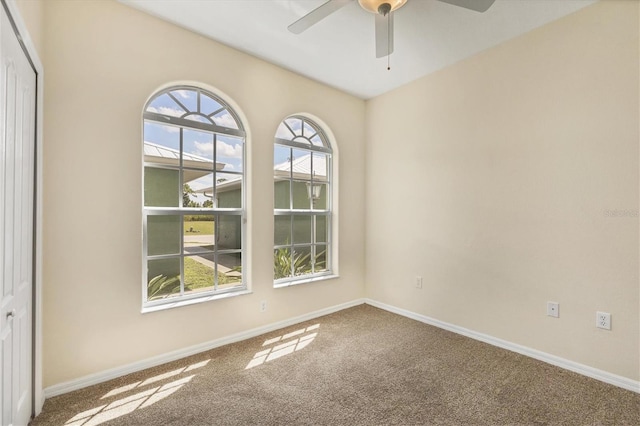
<box><xmin>148</xmin><ymin>257</ymin><xmax>239</xmax><ymax>300</ymax></box>
<box><xmin>184</xmin><ymin>220</ymin><xmax>214</xmax><ymax>235</ymax></box>
<box><xmin>184</xmin><ymin>256</ymin><xmax>239</xmax><ymax>289</ymax></box>
<box><xmin>184</xmin><ymin>257</ymin><xmax>215</xmax><ymax>289</ymax></box>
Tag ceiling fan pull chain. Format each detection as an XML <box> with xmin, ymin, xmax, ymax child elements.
<box><xmin>387</xmin><ymin>13</ymin><xmax>391</xmax><ymax>70</ymax></box>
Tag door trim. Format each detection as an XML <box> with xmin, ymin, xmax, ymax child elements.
<box><xmin>1</xmin><ymin>0</ymin><xmax>44</xmax><ymax>416</ymax></box>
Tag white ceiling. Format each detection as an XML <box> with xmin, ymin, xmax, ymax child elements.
<box><xmin>119</xmin><ymin>0</ymin><xmax>597</xmax><ymax>99</ymax></box>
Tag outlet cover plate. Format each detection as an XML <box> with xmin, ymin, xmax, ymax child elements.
<box><xmin>596</xmin><ymin>311</ymin><xmax>611</xmax><ymax>330</ymax></box>
<box><xmin>547</xmin><ymin>302</ymin><xmax>559</xmax><ymax>318</ymax></box>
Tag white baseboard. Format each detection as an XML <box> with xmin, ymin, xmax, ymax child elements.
<box><xmin>44</xmin><ymin>298</ymin><xmax>365</xmax><ymax>398</ymax></box>
<box><xmin>364</xmin><ymin>298</ymin><xmax>640</xmax><ymax>394</ymax></box>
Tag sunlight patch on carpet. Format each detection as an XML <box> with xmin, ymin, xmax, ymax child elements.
<box><xmin>65</xmin><ymin>359</ymin><xmax>210</xmax><ymax>426</ymax></box>
<box><xmin>247</xmin><ymin>324</ymin><xmax>319</xmax><ymax>369</ymax></box>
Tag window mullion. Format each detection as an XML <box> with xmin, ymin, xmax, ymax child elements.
<box><xmin>180</xmin><ymin>216</ymin><xmax>185</xmax><ymax>296</ymax></box>
<box><xmin>144</xmin><ymin>111</ymin><xmax>245</xmax><ymax>138</ymax></box>
<box><xmin>179</xmin><ymin>126</ymin><xmax>185</xmax><ymax>296</ymax></box>
<box><xmin>167</xmin><ymin>92</ymin><xmax>189</xmax><ymax>115</ymax></box>
<box><xmin>208</xmin><ymin>106</ymin><xmax>226</xmax><ymax>118</ymax></box>
<box><xmin>328</xmin><ymin>155</ymin><xmax>332</xmax><ymax>211</ymax></box>
<box><xmin>214</xmin><ymin>215</ymin><xmax>219</xmax><ymax>291</ymax></box>
<box><xmin>289</xmin><ymin>214</ymin><xmax>294</xmax><ymax>278</ymax></box>
<box><xmin>179</xmin><ymin>128</ymin><xmax>184</xmax><ymax>208</ymax></box>
<box><xmin>275</xmin><ymin>138</ymin><xmax>331</xmax><ymax>153</ymax></box>
<box><xmin>310</xmin><ymin>150</ymin><xmax>314</xmax><ymax>210</ymax></box>
<box><xmin>283</xmin><ymin>121</ymin><xmax>296</xmax><ymax>138</ymax></box>
<box><xmin>288</xmin><ymin>147</ymin><xmax>293</xmax><ymax>211</ymax></box>
<box><xmin>213</xmin><ymin>133</ymin><xmax>217</xmax><ymax>206</ymax></box>
<box><xmin>311</xmin><ymin>215</ymin><xmax>316</xmax><ymax>274</ymax></box>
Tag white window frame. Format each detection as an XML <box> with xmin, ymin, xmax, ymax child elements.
<box><xmin>273</xmin><ymin>115</ymin><xmax>334</xmax><ymax>287</ymax></box>
<box><xmin>142</xmin><ymin>85</ymin><xmax>247</xmax><ymax>311</ymax></box>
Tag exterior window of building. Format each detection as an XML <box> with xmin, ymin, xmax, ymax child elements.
<box><xmin>143</xmin><ymin>85</ymin><xmax>245</xmax><ymax>309</ymax></box>
<box><xmin>274</xmin><ymin>116</ymin><xmax>333</xmax><ymax>285</ymax></box>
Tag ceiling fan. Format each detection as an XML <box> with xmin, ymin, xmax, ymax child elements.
<box><xmin>288</xmin><ymin>0</ymin><xmax>496</xmax><ymax>59</ymax></box>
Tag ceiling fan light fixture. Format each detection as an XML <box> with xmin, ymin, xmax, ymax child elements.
<box><xmin>358</xmin><ymin>0</ymin><xmax>407</xmax><ymax>15</ymax></box>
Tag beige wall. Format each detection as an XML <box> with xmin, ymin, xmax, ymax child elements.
<box><xmin>41</xmin><ymin>0</ymin><xmax>366</xmax><ymax>387</ymax></box>
<box><xmin>365</xmin><ymin>0</ymin><xmax>639</xmax><ymax>381</ymax></box>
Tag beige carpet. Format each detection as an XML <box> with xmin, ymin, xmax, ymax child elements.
<box><xmin>31</xmin><ymin>304</ymin><xmax>639</xmax><ymax>425</ymax></box>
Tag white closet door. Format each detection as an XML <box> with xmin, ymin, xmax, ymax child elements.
<box><xmin>1</xmin><ymin>4</ymin><xmax>36</xmax><ymax>425</ymax></box>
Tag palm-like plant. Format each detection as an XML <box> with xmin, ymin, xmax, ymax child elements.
<box><xmin>147</xmin><ymin>274</ymin><xmax>181</xmax><ymax>300</ymax></box>
<box><xmin>274</xmin><ymin>247</ymin><xmax>326</xmax><ymax>279</ymax></box>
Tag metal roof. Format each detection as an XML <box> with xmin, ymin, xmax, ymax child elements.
<box><xmin>144</xmin><ymin>141</ymin><xmax>227</xmax><ymax>183</ymax></box>
<box><xmin>274</xmin><ymin>153</ymin><xmax>328</xmax><ymax>181</ymax></box>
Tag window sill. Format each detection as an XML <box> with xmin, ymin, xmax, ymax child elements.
<box><xmin>274</xmin><ymin>274</ymin><xmax>339</xmax><ymax>289</ymax></box>
<box><xmin>142</xmin><ymin>288</ymin><xmax>252</xmax><ymax>314</ymax></box>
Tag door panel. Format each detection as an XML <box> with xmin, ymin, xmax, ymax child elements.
<box><xmin>1</xmin><ymin>4</ymin><xmax>36</xmax><ymax>425</ymax></box>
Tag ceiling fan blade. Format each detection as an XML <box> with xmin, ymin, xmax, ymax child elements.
<box><xmin>288</xmin><ymin>0</ymin><xmax>352</xmax><ymax>34</ymax></box>
<box><xmin>375</xmin><ymin>11</ymin><xmax>394</xmax><ymax>58</ymax></box>
<box><xmin>437</xmin><ymin>0</ymin><xmax>496</xmax><ymax>13</ymax></box>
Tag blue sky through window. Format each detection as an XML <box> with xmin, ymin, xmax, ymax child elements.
<box><xmin>145</xmin><ymin>88</ymin><xmax>244</xmax><ymax>206</ymax></box>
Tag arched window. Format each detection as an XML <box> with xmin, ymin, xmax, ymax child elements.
<box><xmin>274</xmin><ymin>116</ymin><xmax>333</xmax><ymax>285</ymax></box>
<box><xmin>143</xmin><ymin>85</ymin><xmax>245</xmax><ymax>308</ymax></box>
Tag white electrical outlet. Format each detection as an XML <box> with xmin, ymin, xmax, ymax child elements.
<box><xmin>415</xmin><ymin>276</ymin><xmax>423</xmax><ymax>289</ymax></box>
<box><xmin>547</xmin><ymin>302</ymin><xmax>559</xmax><ymax>318</ymax></box>
<box><xmin>596</xmin><ymin>311</ymin><xmax>611</xmax><ymax>330</ymax></box>
<box><xmin>260</xmin><ymin>300</ymin><xmax>267</xmax><ymax>313</ymax></box>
